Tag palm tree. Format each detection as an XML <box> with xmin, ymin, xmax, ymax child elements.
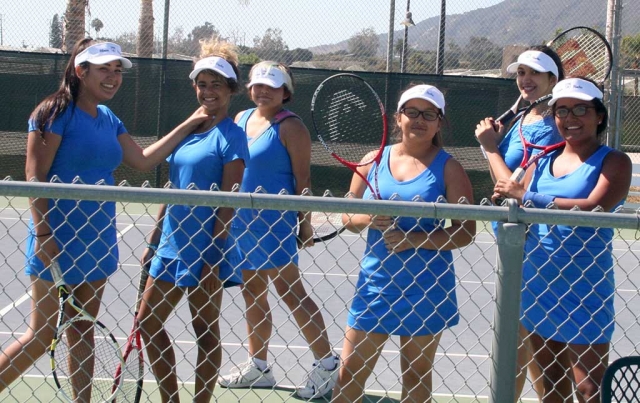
<box><xmin>137</xmin><ymin>0</ymin><xmax>154</xmax><ymax>57</ymax></box>
<box><xmin>90</xmin><ymin>18</ymin><xmax>103</xmax><ymax>38</ymax></box>
<box><xmin>64</xmin><ymin>0</ymin><xmax>88</xmax><ymax>52</ymax></box>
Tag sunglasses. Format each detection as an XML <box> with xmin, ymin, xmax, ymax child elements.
<box><xmin>400</xmin><ymin>108</ymin><xmax>441</xmax><ymax>121</ymax></box>
<box><xmin>554</xmin><ymin>105</ymin><xmax>596</xmax><ymax>118</ymax></box>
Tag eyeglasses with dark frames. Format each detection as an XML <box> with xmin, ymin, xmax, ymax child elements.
<box><xmin>554</xmin><ymin>105</ymin><xmax>596</xmax><ymax>118</ymax></box>
<box><xmin>400</xmin><ymin>108</ymin><xmax>441</xmax><ymax>121</ymax></box>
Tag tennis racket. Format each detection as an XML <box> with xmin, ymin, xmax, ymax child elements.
<box><xmin>495</xmin><ymin>26</ymin><xmax>612</xmax><ymax>125</ymax></box>
<box><xmin>311</xmin><ymin>211</ymin><xmax>345</xmax><ymax>242</ymax></box>
<box><xmin>111</xmin><ymin>264</ymin><xmax>149</xmax><ymax>402</ymax></box>
<box><xmin>310</xmin><ymin>73</ymin><xmax>387</xmax><ymax>241</ymax></box>
<box><xmin>49</xmin><ymin>259</ymin><xmax>124</xmax><ymax>402</ymax></box>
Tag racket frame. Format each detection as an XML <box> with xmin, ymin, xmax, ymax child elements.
<box><xmin>311</xmin><ymin>73</ymin><xmax>388</xmax><ymax>200</ymax></box>
<box><xmin>48</xmin><ymin>259</ymin><xmax>124</xmax><ymax>402</ymax></box>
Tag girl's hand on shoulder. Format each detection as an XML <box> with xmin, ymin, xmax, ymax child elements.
<box><xmin>475</xmin><ymin>118</ymin><xmax>503</xmax><ymax>151</ymax></box>
<box><xmin>184</xmin><ymin>106</ymin><xmax>215</xmax><ymax>128</ymax></box>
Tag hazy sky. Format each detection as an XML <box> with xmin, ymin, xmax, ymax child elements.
<box><xmin>1</xmin><ymin>0</ymin><xmax>505</xmax><ymax>50</ymax></box>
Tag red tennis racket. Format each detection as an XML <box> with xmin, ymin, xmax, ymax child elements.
<box><xmin>112</xmin><ymin>263</ymin><xmax>149</xmax><ymax>402</ymax></box>
<box><xmin>311</xmin><ymin>73</ymin><xmax>387</xmax><ymax>199</ymax></box>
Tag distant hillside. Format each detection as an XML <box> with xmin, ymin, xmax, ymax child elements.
<box><xmin>310</xmin><ymin>0</ymin><xmax>639</xmax><ymax>55</ymax></box>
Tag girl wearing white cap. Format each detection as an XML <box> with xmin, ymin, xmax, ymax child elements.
<box><xmin>0</xmin><ymin>38</ymin><xmax>212</xmax><ymax>397</ymax></box>
<box><xmin>332</xmin><ymin>84</ymin><xmax>475</xmax><ymax>403</ymax></box>
<box><xmin>475</xmin><ymin>45</ymin><xmax>565</xmax><ymax>401</ymax></box>
<box><xmin>138</xmin><ymin>38</ymin><xmax>248</xmax><ymax>402</ymax></box>
<box><xmin>217</xmin><ymin>61</ymin><xmax>338</xmax><ymax>399</ymax></box>
<box><xmin>493</xmin><ymin>77</ymin><xmax>631</xmax><ymax>403</ymax></box>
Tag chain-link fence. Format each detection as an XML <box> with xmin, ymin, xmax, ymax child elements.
<box><xmin>0</xmin><ymin>180</ymin><xmax>638</xmax><ymax>402</ymax></box>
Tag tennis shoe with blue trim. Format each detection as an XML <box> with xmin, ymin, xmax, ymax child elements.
<box><xmin>296</xmin><ymin>355</ymin><xmax>340</xmax><ymax>399</ymax></box>
<box><xmin>218</xmin><ymin>360</ymin><xmax>276</xmax><ymax>388</ymax></box>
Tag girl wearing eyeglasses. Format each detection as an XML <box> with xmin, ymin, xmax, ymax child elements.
<box><xmin>332</xmin><ymin>84</ymin><xmax>475</xmax><ymax>403</ymax></box>
<box><xmin>493</xmin><ymin>77</ymin><xmax>631</xmax><ymax>403</ymax></box>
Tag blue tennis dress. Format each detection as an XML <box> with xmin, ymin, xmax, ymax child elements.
<box><xmin>25</xmin><ymin>104</ymin><xmax>126</xmax><ymax>284</ymax></box>
<box><xmin>347</xmin><ymin>146</ymin><xmax>459</xmax><ymax>336</ymax></box>
<box><xmin>521</xmin><ymin>145</ymin><xmax>621</xmax><ymax>344</ymax></box>
<box><xmin>230</xmin><ymin>108</ymin><xmax>299</xmax><ymax>271</ymax></box>
<box><xmin>151</xmin><ymin>117</ymin><xmax>248</xmax><ymax>287</ymax></box>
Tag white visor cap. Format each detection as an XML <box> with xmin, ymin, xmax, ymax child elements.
<box><xmin>189</xmin><ymin>56</ymin><xmax>237</xmax><ymax>81</ymax></box>
<box><xmin>74</xmin><ymin>42</ymin><xmax>132</xmax><ymax>68</ymax></box>
<box><xmin>506</xmin><ymin>50</ymin><xmax>559</xmax><ymax>78</ymax></box>
<box><xmin>397</xmin><ymin>84</ymin><xmax>445</xmax><ymax>115</ymax></box>
<box><xmin>248</xmin><ymin>65</ymin><xmax>293</xmax><ymax>93</ymax></box>
<box><xmin>549</xmin><ymin>78</ymin><xmax>603</xmax><ymax>106</ymax></box>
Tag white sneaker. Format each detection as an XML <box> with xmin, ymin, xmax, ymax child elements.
<box><xmin>218</xmin><ymin>360</ymin><xmax>276</xmax><ymax>388</ymax></box>
<box><xmin>296</xmin><ymin>356</ymin><xmax>340</xmax><ymax>399</ymax></box>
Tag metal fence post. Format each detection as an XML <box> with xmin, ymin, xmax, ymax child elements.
<box><xmin>489</xmin><ymin>220</ymin><xmax>526</xmax><ymax>403</ymax></box>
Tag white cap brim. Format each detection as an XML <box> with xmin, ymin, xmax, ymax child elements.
<box><xmin>86</xmin><ymin>54</ymin><xmax>132</xmax><ymax>69</ymax></box>
<box><xmin>506</xmin><ymin>50</ymin><xmax>558</xmax><ymax>77</ymax></box>
<box><xmin>549</xmin><ymin>78</ymin><xmax>603</xmax><ymax>106</ymax></box>
<box><xmin>397</xmin><ymin>85</ymin><xmax>446</xmax><ymax>115</ymax></box>
<box><xmin>189</xmin><ymin>57</ymin><xmax>237</xmax><ymax>81</ymax></box>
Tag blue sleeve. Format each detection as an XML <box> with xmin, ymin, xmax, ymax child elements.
<box><xmin>102</xmin><ymin>106</ymin><xmax>128</xmax><ymax>136</ymax></box>
<box><xmin>28</xmin><ymin>106</ymin><xmax>71</xmax><ymax>136</ymax></box>
<box><xmin>499</xmin><ymin>125</ymin><xmax>524</xmax><ymax>171</ymax></box>
<box><xmin>221</xmin><ymin>126</ymin><xmax>250</xmax><ymax>165</ymax></box>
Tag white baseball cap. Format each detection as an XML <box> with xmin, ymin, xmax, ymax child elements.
<box><xmin>248</xmin><ymin>64</ymin><xmax>293</xmax><ymax>93</ymax></box>
<box><xmin>506</xmin><ymin>50</ymin><xmax>559</xmax><ymax>78</ymax></box>
<box><xmin>75</xmin><ymin>42</ymin><xmax>132</xmax><ymax>68</ymax></box>
<box><xmin>189</xmin><ymin>56</ymin><xmax>237</xmax><ymax>81</ymax></box>
<box><xmin>397</xmin><ymin>84</ymin><xmax>446</xmax><ymax>115</ymax></box>
<box><xmin>549</xmin><ymin>78</ymin><xmax>603</xmax><ymax>106</ymax></box>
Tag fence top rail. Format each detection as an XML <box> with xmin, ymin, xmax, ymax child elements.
<box><xmin>0</xmin><ymin>180</ymin><xmax>639</xmax><ymax>230</ymax></box>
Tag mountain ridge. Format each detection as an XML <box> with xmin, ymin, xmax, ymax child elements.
<box><xmin>309</xmin><ymin>0</ymin><xmax>639</xmax><ymax>55</ymax></box>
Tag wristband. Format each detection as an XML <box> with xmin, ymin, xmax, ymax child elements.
<box><xmin>522</xmin><ymin>191</ymin><xmax>555</xmax><ymax>208</ymax></box>
<box><xmin>147</xmin><ymin>243</ymin><xmax>158</xmax><ymax>251</ymax></box>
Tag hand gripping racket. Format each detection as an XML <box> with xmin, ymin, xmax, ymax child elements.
<box><xmin>49</xmin><ymin>259</ymin><xmax>124</xmax><ymax>402</ymax></box>
<box><xmin>310</xmin><ymin>73</ymin><xmax>387</xmax><ymax>241</ymax></box>
<box><xmin>112</xmin><ymin>264</ymin><xmax>150</xmax><ymax>402</ymax></box>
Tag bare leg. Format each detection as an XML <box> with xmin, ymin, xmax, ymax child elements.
<box><xmin>331</xmin><ymin>327</ymin><xmax>388</xmax><ymax>403</ymax></box>
<box><xmin>187</xmin><ymin>271</ymin><xmax>223</xmax><ymax>403</ymax></box>
<box><xmin>399</xmin><ymin>333</ymin><xmax>442</xmax><ymax>403</ymax></box>
<box><xmin>568</xmin><ymin>342</ymin><xmax>609</xmax><ymax>403</ymax></box>
<box><xmin>138</xmin><ymin>277</ymin><xmax>183</xmax><ymax>403</ymax></box>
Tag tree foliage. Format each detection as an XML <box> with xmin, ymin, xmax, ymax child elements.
<box><xmin>253</xmin><ymin>28</ymin><xmax>288</xmax><ymax>60</ymax></box>
<box><xmin>90</xmin><ymin>18</ymin><xmax>104</xmax><ymax>37</ymax></box>
<box><xmin>167</xmin><ymin>23</ymin><xmax>220</xmax><ymax>56</ymax></box>
<box><xmin>348</xmin><ymin>27</ymin><xmax>379</xmax><ymax>58</ymax></box>
<box><xmin>49</xmin><ymin>14</ymin><xmax>63</xmax><ymax>49</ymax></box>
<box><xmin>621</xmin><ymin>33</ymin><xmax>640</xmax><ymax>69</ymax></box>
<box><xmin>461</xmin><ymin>36</ymin><xmax>502</xmax><ymax>70</ymax></box>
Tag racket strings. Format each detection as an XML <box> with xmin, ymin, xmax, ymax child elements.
<box><xmin>313</xmin><ymin>78</ymin><xmax>385</xmax><ymax>164</ymax></box>
<box><xmin>553</xmin><ymin>30</ymin><xmax>610</xmax><ymax>82</ymax></box>
<box><xmin>311</xmin><ymin>211</ymin><xmax>344</xmax><ymax>239</ymax></box>
<box><xmin>119</xmin><ymin>342</ymin><xmax>143</xmax><ymax>398</ymax></box>
<box><xmin>54</xmin><ymin>319</ymin><xmax>122</xmax><ymax>401</ymax></box>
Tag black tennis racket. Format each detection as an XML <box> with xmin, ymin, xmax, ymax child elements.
<box><xmin>496</xmin><ymin>26</ymin><xmax>612</xmax><ymax>125</ymax></box>
<box><xmin>112</xmin><ymin>264</ymin><xmax>149</xmax><ymax>402</ymax></box>
<box><xmin>49</xmin><ymin>259</ymin><xmax>124</xmax><ymax>402</ymax></box>
<box><xmin>310</xmin><ymin>73</ymin><xmax>387</xmax><ymax>241</ymax></box>
<box><xmin>310</xmin><ymin>211</ymin><xmax>345</xmax><ymax>242</ymax></box>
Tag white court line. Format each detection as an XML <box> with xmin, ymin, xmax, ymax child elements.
<box><xmin>0</xmin><ymin>292</ymin><xmax>32</xmax><ymax>317</ymax></box>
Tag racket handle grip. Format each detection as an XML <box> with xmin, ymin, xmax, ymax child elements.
<box><xmin>480</xmin><ymin>146</ymin><xmax>488</xmax><ymax>160</ymax></box>
<box><xmin>50</xmin><ymin>260</ymin><xmax>63</xmax><ymax>284</ymax></box>
<box><xmin>510</xmin><ymin>168</ymin><xmax>526</xmax><ymax>182</ymax></box>
<box><xmin>496</xmin><ymin>109</ymin><xmax>516</xmax><ymax>124</ymax></box>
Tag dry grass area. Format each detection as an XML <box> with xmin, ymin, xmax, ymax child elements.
<box><xmin>629</xmin><ymin>187</ymin><xmax>640</xmax><ymax>204</ymax></box>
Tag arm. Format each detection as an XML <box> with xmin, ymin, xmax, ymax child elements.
<box><xmin>141</xmin><ymin>204</ymin><xmax>167</xmax><ymax>266</ymax></box>
<box><xmin>384</xmin><ymin>158</ymin><xmax>476</xmax><ymax>252</ymax></box>
<box><xmin>25</xmin><ymin>130</ymin><xmax>62</xmax><ymax>266</ymax></box>
<box><xmin>341</xmin><ymin>150</ymin><xmax>392</xmax><ymax>233</ymax></box>
<box><xmin>120</xmin><ymin>106</ymin><xmax>215</xmax><ymax>172</ymax></box>
<box><xmin>475</xmin><ymin>118</ymin><xmax>511</xmax><ymax>183</ymax></box>
<box><xmin>280</xmin><ymin>118</ymin><xmax>315</xmax><ymax>246</ymax></box>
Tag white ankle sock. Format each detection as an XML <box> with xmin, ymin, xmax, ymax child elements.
<box><xmin>252</xmin><ymin>357</ymin><xmax>268</xmax><ymax>371</ymax></box>
<box><xmin>319</xmin><ymin>355</ymin><xmax>337</xmax><ymax>371</ymax></box>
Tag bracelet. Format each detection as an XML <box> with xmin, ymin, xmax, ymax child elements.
<box><xmin>35</xmin><ymin>232</ymin><xmax>52</xmax><ymax>238</ymax></box>
<box><xmin>522</xmin><ymin>191</ymin><xmax>555</xmax><ymax>208</ymax></box>
<box><xmin>147</xmin><ymin>243</ymin><xmax>158</xmax><ymax>251</ymax></box>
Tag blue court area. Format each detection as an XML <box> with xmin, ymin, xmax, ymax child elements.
<box><xmin>0</xmin><ymin>202</ymin><xmax>638</xmax><ymax>402</ymax></box>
